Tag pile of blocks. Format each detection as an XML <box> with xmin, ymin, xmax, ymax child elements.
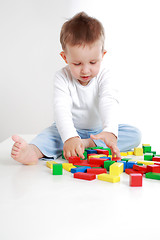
<box><xmin>46</xmin><ymin>144</ymin><xmax>160</xmax><ymax>187</ymax></box>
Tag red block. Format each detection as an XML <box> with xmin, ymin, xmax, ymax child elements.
<box><xmin>112</xmin><ymin>157</ymin><xmax>122</xmax><ymax>162</ymax></box>
<box><xmin>87</xmin><ymin>168</ymin><xmax>107</xmax><ymax>174</ymax></box>
<box><xmin>125</xmin><ymin>169</ymin><xmax>142</xmax><ymax>175</ymax></box>
<box><xmin>88</xmin><ymin>158</ymin><xmax>106</xmax><ymax>167</ymax></box>
<box><xmin>74</xmin><ymin>172</ymin><xmax>96</xmax><ymax>181</ymax></box>
<box><xmin>96</xmin><ymin>149</ymin><xmax>109</xmax><ymax>156</ymax></box>
<box><xmin>68</xmin><ymin>156</ymin><xmax>81</xmax><ymax>164</ymax></box>
<box><xmin>152</xmin><ymin>157</ymin><xmax>160</xmax><ymax>162</ymax></box>
<box><xmin>133</xmin><ymin>164</ymin><xmax>147</xmax><ymax>174</ymax></box>
<box><xmin>147</xmin><ymin>165</ymin><xmax>160</xmax><ymax>173</ymax></box>
<box><xmin>130</xmin><ymin>173</ymin><xmax>143</xmax><ymax>187</ymax></box>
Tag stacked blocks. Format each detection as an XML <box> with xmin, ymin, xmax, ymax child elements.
<box><xmin>50</xmin><ymin>143</ymin><xmax>160</xmax><ymax>187</ymax></box>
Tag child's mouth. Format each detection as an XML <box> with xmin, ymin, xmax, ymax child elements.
<box><xmin>81</xmin><ymin>76</ymin><xmax>90</xmax><ymax>80</ymax></box>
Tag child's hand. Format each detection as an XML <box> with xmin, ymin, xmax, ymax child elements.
<box><xmin>90</xmin><ymin>132</ymin><xmax>121</xmax><ymax>158</ymax></box>
<box><xmin>63</xmin><ymin>137</ymin><xmax>85</xmax><ymax>160</ymax></box>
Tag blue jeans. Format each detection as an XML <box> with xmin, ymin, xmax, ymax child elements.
<box><xmin>30</xmin><ymin>123</ymin><xmax>141</xmax><ymax>159</ymax></box>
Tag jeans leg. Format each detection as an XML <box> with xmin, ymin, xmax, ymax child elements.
<box><xmin>117</xmin><ymin>124</ymin><xmax>142</xmax><ymax>152</ymax></box>
<box><xmin>30</xmin><ymin>123</ymin><xmax>63</xmax><ymax>159</ymax></box>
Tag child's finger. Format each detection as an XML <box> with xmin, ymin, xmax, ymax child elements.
<box><xmin>76</xmin><ymin>145</ymin><xmax>84</xmax><ymax>159</ymax></box>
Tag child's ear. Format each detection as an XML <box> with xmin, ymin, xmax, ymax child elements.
<box><xmin>102</xmin><ymin>50</ymin><xmax>107</xmax><ymax>58</ymax></box>
<box><xmin>60</xmin><ymin>51</ymin><xmax>68</xmax><ymax>64</ymax></box>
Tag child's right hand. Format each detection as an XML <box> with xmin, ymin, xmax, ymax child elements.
<box><xmin>63</xmin><ymin>137</ymin><xmax>85</xmax><ymax>160</ymax></box>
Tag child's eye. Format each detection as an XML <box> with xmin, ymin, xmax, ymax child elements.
<box><xmin>73</xmin><ymin>63</ymin><xmax>81</xmax><ymax>66</ymax></box>
<box><xmin>90</xmin><ymin>62</ymin><xmax>96</xmax><ymax>64</ymax></box>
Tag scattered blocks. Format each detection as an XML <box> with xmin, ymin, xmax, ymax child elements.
<box><xmin>109</xmin><ymin>162</ymin><xmax>124</xmax><ymax>175</ymax></box>
<box><xmin>133</xmin><ymin>164</ymin><xmax>147</xmax><ymax>174</ymax></box>
<box><xmin>126</xmin><ymin>161</ymin><xmax>137</xmax><ymax>169</ymax></box>
<box><xmin>87</xmin><ymin>168</ymin><xmax>107</xmax><ymax>175</ymax></box>
<box><xmin>53</xmin><ymin>164</ymin><xmax>63</xmax><ymax>175</ymax></box>
<box><xmin>130</xmin><ymin>173</ymin><xmax>143</xmax><ymax>187</ymax></box>
<box><xmin>104</xmin><ymin>160</ymin><xmax>115</xmax><ymax>171</ymax></box>
<box><xmin>146</xmin><ymin>165</ymin><xmax>160</xmax><ymax>173</ymax></box>
<box><xmin>62</xmin><ymin>163</ymin><xmax>76</xmax><ymax>172</ymax></box>
<box><xmin>97</xmin><ymin>173</ymin><xmax>120</xmax><ymax>183</ymax></box>
<box><xmin>71</xmin><ymin>166</ymin><xmax>91</xmax><ymax>173</ymax></box>
<box><xmin>68</xmin><ymin>156</ymin><xmax>81</xmax><ymax>164</ymax></box>
<box><xmin>137</xmin><ymin>160</ymin><xmax>154</xmax><ymax>166</ymax></box>
<box><xmin>74</xmin><ymin>172</ymin><xmax>96</xmax><ymax>181</ymax></box>
<box><xmin>134</xmin><ymin>147</ymin><xmax>143</xmax><ymax>156</ymax></box>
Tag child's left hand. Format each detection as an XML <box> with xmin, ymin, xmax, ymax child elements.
<box><xmin>90</xmin><ymin>132</ymin><xmax>121</xmax><ymax>158</ymax></box>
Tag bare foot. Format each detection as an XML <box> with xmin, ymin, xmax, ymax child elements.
<box><xmin>82</xmin><ymin>138</ymin><xmax>96</xmax><ymax>149</ymax></box>
<box><xmin>11</xmin><ymin>135</ymin><xmax>44</xmax><ymax>165</ymax></box>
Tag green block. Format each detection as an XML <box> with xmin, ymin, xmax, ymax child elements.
<box><xmin>53</xmin><ymin>164</ymin><xmax>63</xmax><ymax>175</ymax></box>
<box><xmin>62</xmin><ymin>151</ymin><xmax>65</xmax><ymax>159</ymax></box>
<box><xmin>150</xmin><ymin>151</ymin><xmax>156</xmax><ymax>156</ymax></box>
<box><xmin>104</xmin><ymin>161</ymin><xmax>115</xmax><ymax>171</ymax></box>
<box><xmin>137</xmin><ymin>163</ymin><xmax>143</xmax><ymax>166</ymax></box>
<box><xmin>143</xmin><ymin>146</ymin><xmax>151</xmax><ymax>153</ymax></box>
<box><xmin>145</xmin><ymin>172</ymin><xmax>160</xmax><ymax>180</ymax></box>
<box><xmin>81</xmin><ymin>151</ymin><xmax>87</xmax><ymax>160</ymax></box>
<box><xmin>91</xmin><ymin>146</ymin><xmax>103</xmax><ymax>149</ymax></box>
<box><xmin>144</xmin><ymin>153</ymin><xmax>153</xmax><ymax>161</ymax></box>
<box><xmin>121</xmin><ymin>158</ymin><xmax>131</xmax><ymax>162</ymax></box>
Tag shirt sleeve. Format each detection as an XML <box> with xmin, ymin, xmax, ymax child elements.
<box><xmin>98</xmin><ymin>68</ymin><xmax>119</xmax><ymax>137</ymax></box>
<box><xmin>53</xmin><ymin>70</ymin><xmax>79</xmax><ymax>143</ymax></box>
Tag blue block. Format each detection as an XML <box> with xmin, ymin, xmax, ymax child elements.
<box><xmin>71</xmin><ymin>166</ymin><xmax>91</xmax><ymax>173</ymax></box>
<box><xmin>100</xmin><ymin>157</ymin><xmax>111</xmax><ymax>160</ymax></box>
<box><xmin>117</xmin><ymin>161</ymin><xmax>126</xmax><ymax>171</ymax></box>
<box><xmin>126</xmin><ymin>161</ymin><xmax>137</xmax><ymax>169</ymax></box>
<box><xmin>86</xmin><ymin>149</ymin><xmax>97</xmax><ymax>154</ymax></box>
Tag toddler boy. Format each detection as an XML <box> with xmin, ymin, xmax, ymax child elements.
<box><xmin>11</xmin><ymin>12</ymin><xmax>141</xmax><ymax>164</ymax></box>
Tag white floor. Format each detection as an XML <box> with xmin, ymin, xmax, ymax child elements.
<box><xmin>0</xmin><ymin>136</ymin><xmax>160</xmax><ymax>240</ymax></box>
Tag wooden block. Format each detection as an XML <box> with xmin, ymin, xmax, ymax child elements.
<box><xmin>127</xmin><ymin>151</ymin><xmax>134</xmax><ymax>155</ymax></box>
<box><xmin>146</xmin><ymin>165</ymin><xmax>160</xmax><ymax>173</ymax></box>
<box><xmin>68</xmin><ymin>156</ymin><xmax>81</xmax><ymax>164</ymax></box>
<box><xmin>109</xmin><ymin>162</ymin><xmax>124</xmax><ymax>175</ymax></box>
<box><xmin>145</xmin><ymin>172</ymin><xmax>160</xmax><ymax>180</ymax></box>
<box><xmin>74</xmin><ymin>172</ymin><xmax>96</xmax><ymax>181</ymax></box>
<box><xmin>130</xmin><ymin>173</ymin><xmax>143</xmax><ymax>187</ymax></box>
<box><xmin>46</xmin><ymin>161</ymin><xmax>57</xmax><ymax>169</ymax></box>
<box><xmin>120</xmin><ymin>152</ymin><xmax>127</xmax><ymax>156</ymax></box>
<box><xmin>137</xmin><ymin>160</ymin><xmax>154</xmax><ymax>166</ymax></box>
<box><xmin>97</xmin><ymin>173</ymin><xmax>120</xmax><ymax>183</ymax></box>
<box><xmin>62</xmin><ymin>163</ymin><xmax>76</xmax><ymax>172</ymax></box>
<box><xmin>87</xmin><ymin>168</ymin><xmax>107</xmax><ymax>174</ymax></box>
<box><xmin>134</xmin><ymin>147</ymin><xmax>143</xmax><ymax>156</ymax></box>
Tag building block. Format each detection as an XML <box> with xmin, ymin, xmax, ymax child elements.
<box><xmin>137</xmin><ymin>160</ymin><xmax>154</xmax><ymax>166</ymax></box>
<box><xmin>86</xmin><ymin>149</ymin><xmax>97</xmax><ymax>155</ymax></box>
<box><xmin>68</xmin><ymin>156</ymin><xmax>81</xmax><ymax>164</ymax></box>
<box><xmin>87</xmin><ymin>168</ymin><xmax>107</xmax><ymax>174</ymax></box>
<box><xmin>46</xmin><ymin>160</ymin><xmax>57</xmax><ymax>169</ymax></box>
<box><xmin>120</xmin><ymin>152</ymin><xmax>127</xmax><ymax>156</ymax></box>
<box><xmin>97</xmin><ymin>173</ymin><xmax>120</xmax><ymax>183</ymax></box>
<box><xmin>142</xmin><ymin>144</ymin><xmax>150</xmax><ymax>146</ymax></box>
<box><xmin>112</xmin><ymin>157</ymin><xmax>121</xmax><ymax>162</ymax></box>
<box><xmin>126</xmin><ymin>161</ymin><xmax>137</xmax><ymax>169</ymax></box>
<box><xmin>125</xmin><ymin>169</ymin><xmax>142</xmax><ymax>175</ymax></box>
<box><xmin>127</xmin><ymin>151</ymin><xmax>134</xmax><ymax>155</ymax></box>
<box><xmin>62</xmin><ymin>163</ymin><xmax>76</xmax><ymax>172</ymax></box>
<box><xmin>144</xmin><ymin>153</ymin><xmax>153</xmax><ymax>161</ymax></box>
<box><xmin>96</xmin><ymin>149</ymin><xmax>109</xmax><ymax>156</ymax></box>
<box><xmin>129</xmin><ymin>173</ymin><xmax>143</xmax><ymax>187</ymax></box>
<box><xmin>134</xmin><ymin>147</ymin><xmax>143</xmax><ymax>156</ymax></box>
<box><xmin>71</xmin><ymin>166</ymin><xmax>91</xmax><ymax>173</ymax></box>
<box><xmin>152</xmin><ymin>156</ymin><xmax>160</xmax><ymax>162</ymax></box>
<box><xmin>100</xmin><ymin>156</ymin><xmax>111</xmax><ymax>160</ymax></box>
<box><xmin>88</xmin><ymin>158</ymin><xmax>107</xmax><ymax>167</ymax></box>
<box><xmin>74</xmin><ymin>172</ymin><xmax>96</xmax><ymax>181</ymax></box>
<box><xmin>102</xmin><ymin>147</ymin><xmax>111</xmax><ymax>155</ymax></box>
<box><xmin>145</xmin><ymin>172</ymin><xmax>160</xmax><ymax>180</ymax></box>
<box><xmin>52</xmin><ymin>164</ymin><xmax>63</xmax><ymax>175</ymax></box>
<box><xmin>146</xmin><ymin>165</ymin><xmax>160</xmax><ymax>173</ymax></box>
<box><xmin>104</xmin><ymin>161</ymin><xmax>115</xmax><ymax>171</ymax></box>
<box><xmin>117</xmin><ymin>161</ymin><xmax>126</xmax><ymax>171</ymax></box>
<box><xmin>143</xmin><ymin>146</ymin><xmax>151</xmax><ymax>153</ymax></box>
<box><xmin>121</xmin><ymin>158</ymin><xmax>131</xmax><ymax>162</ymax></box>
<box><xmin>133</xmin><ymin>164</ymin><xmax>147</xmax><ymax>174</ymax></box>
<box><xmin>109</xmin><ymin>162</ymin><xmax>124</xmax><ymax>175</ymax></box>
<box><xmin>88</xmin><ymin>154</ymin><xmax>107</xmax><ymax>159</ymax></box>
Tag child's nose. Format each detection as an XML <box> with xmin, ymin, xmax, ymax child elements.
<box><xmin>81</xmin><ymin>65</ymin><xmax>89</xmax><ymax>74</ymax></box>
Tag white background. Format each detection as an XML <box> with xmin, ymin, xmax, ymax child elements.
<box><xmin>1</xmin><ymin>0</ymin><xmax>160</xmax><ymax>150</ymax></box>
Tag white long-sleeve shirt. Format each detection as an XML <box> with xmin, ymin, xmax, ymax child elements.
<box><xmin>53</xmin><ymin>65</ymin><xmax>119</xmax><ymax>143</ymax></box>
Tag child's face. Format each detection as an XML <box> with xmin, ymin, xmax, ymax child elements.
<box><xmin>60</xmin><ymin>40</ymin><xmax>106</xmax><ymax>86</ymax></box>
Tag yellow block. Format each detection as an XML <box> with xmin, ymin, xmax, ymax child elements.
<box><xmin>137</xmin><ymin>160</ymin><xmax>154</xmax><ymax>166</ymax></box>
<box><xmin>46</xmin><ymin>161</ymin><xmax>57</xmax><ymax>169</ymax></box>
<box><xmin>62</xmin><ymin>163</ymin><xmax>76</xmax><ymax>172</ymax></box>
<box><xmin>109</xmin><ymin>162</ymin><xmax>124</xmax><ymax>175</ymax></box>
<box><xmin>98</xmin><ymin>173</ymin><xmax>120</xmax><ymax>183</ymax></box>
<box><xmin>134</xmin><ymin>147</ymin><xmax>143</xmax><ymax>156</ymax></box>
<box><xmin>142</xmin><ymin>144</ymin><xmax>150</xmax><ymax>146</ymax></box>
<box><xmin>108</xmin><ymin>155</ymin><xmax>112</xmax><ymax>159</ymax></box>
<box><xmin>88</xmin><ymin>154</ymin><xmax>107</xmax><ymax>159</ymax></box>
<box><xmin>120</xmin><ymin>152</ymin><xmax>127</xmax><ymax>156</ymax></box>
<box><xmin>127</xmin><ymin>151</ymin><xmax>134</xmax><ymax>155</ymax></box>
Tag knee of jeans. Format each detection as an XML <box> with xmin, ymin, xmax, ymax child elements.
<box><xmin>132</xmin><ymin>127</ymin><xmax>142</xmax><ymax>147</ymax></box>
